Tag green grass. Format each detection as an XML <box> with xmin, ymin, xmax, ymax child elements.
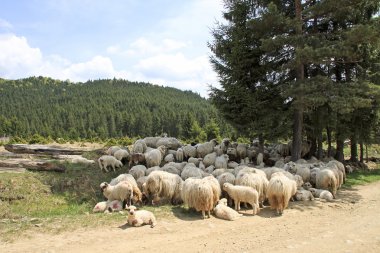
<box><xmin>344</xmin><ymin>168</ymin><xmax>380</xmax><ymax>187</ymax></box>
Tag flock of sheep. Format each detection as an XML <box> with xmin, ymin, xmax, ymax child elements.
<box><xmin>94</xmin><ymin>137</ymin><xmax>348</xmax><ymax>227</ymax></box>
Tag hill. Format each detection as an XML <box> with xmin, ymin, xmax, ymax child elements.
<box><xmin>0</xmin><ymin>76</ymin><xmax>229</xmax><ymax>140</ymax></box>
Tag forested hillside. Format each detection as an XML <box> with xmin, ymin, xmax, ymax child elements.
<box><xmin>0</xmin><ymin>76</ymin><xmax>230</xmax><ymax>141</ymax></box>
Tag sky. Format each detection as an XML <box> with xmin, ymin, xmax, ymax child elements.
<box><xmin>0</xmin><ymin>0</ymin><xmax>225</xmax><ymax>97</ymax></box>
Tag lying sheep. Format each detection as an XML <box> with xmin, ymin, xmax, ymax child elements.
<box><xmin>181</xmin><ymin>177</ymin><xmax>219</xmax><ymax>219</ymax></box>
<box><xmin>114</xmin><ymin>149</ymin><xmax>130</xmax><ymax>165</ymax></box>
<box><xmin>309</xmin><ymin>187</ymin><xmax>334</xmax><ymax>201</ymax></box>
<box><xmin>223</xmin><ymin>183</ymin><xmax>259</xmax><ymax>215</ymax></box>
<box><xmin>196</xmin><ymin>139</ymin><xmax>218</xmax><ymax>159</ymax></box>
<box><xmin>213</xmin><ymin>198</ymin><xmax>243</xmax><ymax>221</ymax></box>
<box><xmin>145</xmin><ymin>145</ymin><xmax>167</xmax><ymax>168</ymax></box>
<box><xmin>294</xmin><ymin>189</ymin><xmax>314</xmax><ymax>201</ymax></box>
<box><xmin>93</xmin><ymin>200</ymin><xmax>124</xmax><ymax>213</ymax></box>
<box><xmin>98</xmin><ymin>155</ymin><xmax>123</xmax><ymax>172</ymax></box>
<box><xmin>143</xmin><ymin>170</ymin><xmax>183</xmax><ymax>205</ymax></box>
<box><xmin>267</xmin><ymin>172</ymin><xmax>297</xmax><ymax>215</ymax></box>
<box><xmin>127</xmin><ymin>205</ymin><xmax>157</xmax><ymax>228</ymax></box>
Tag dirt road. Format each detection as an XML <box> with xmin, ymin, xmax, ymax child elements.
<box><xmin>2</xmin><ymin>181</ymin><xmax>380</xmax><ymax>253</ymax></box>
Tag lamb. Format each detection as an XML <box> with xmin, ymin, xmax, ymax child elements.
<box><xmin>106</xmin><ymin>146</ymin><xmax>121</xmax><ymax>155</ymax></box>
<box><xmin>98</xmin><ymin>155</ymin><xmax>123</xmax><ymax>172</ymax></box>
<box><xmin>316</xmin><ymin>169</ymin><xmax>338</xmax><ymax>198</ymax></box>
<box><xmin>213</xmin><ymin>198</ymin><xmax>243</xmax><ymax>221</ymax></box>
<box><xmin>129</xmin><ymin>165</ymin><xmax>147</xmax><ymax>180</ymax></box>
<box><xmin>217</xmin><ymin>172</ymin><xmax>236</xmax><ymax>206</ymax></box>
<box><xmin>196</xmin><ymin>139</ymin><xmax>218</xmax><ymax>158</ymax></box>
<box><xmin>93</xmin><ymin>200</ymin><xmax>123</xmax><ymax>213</ymax></box>
<box><xmin>235</xmin><ymin>170</ymin><xmax>268</xmax><ymax>207</ymax></box>
<box><xmin>267</xmin><ymin>172</ymin><xmax>297</xmax><ymax>215</ymax></box>
<box><xmin>222</xmin><ymin>183</ymin><xmax>259</xmax><ymax>215</ymax></box>
<box><xmin>128</xmin><ymin>153</ymin><xmax>146</xmax><ymax>167</ymax></box>
<box><xmin>181</xmin><ymin>177</ymin><xmax>219</xmax><ymax>219</ymax></box>
<box><xmin>108</xmin><ymin>174</ymin><xmax>142</xmax><ymax>205</ymax></box>
<box><xmin>309</xmin><ymin>188</ymin><xmax>334</xmax><ymax>201</ymax></box>
<box><xmin>294</xmin><ymin>189</ymin><xmax>314</xmax><ymax>201</ymax></box>
<box><xmin>176</xmin><ymin>148</ymin><xmax>184</xmax><ymax>162</ymax></box>
<box><xmin>143</xmin><ymin>170</ymin><xmax>183</xmax><ymax>205</ymax></box>
<box><xmin>100</xmin><ymin>181</ymin><xmax>134</xmax><ymax>206</ymax></box>
<box><xmin>215</xmin><ymin>154</ymin><xmax>229</xmax><ymax>169</ymax></box>
<box><xmin>182</xmin><ymin>144</ymin><xmax>197</xmax><ymax>160</ymax></box>
<box><xmin>144</xmin><ymin>145</ymin><xmax>167</xmax><ymax>168</ymax></box>
<box><xmin>113</xmin><ymin>149</ymin><xmax>130</xmax><ymax>165</ymax></box>
<box><xmin>127</xmin><ymin>205</ymin><xmax>157</xmax><ymax>228</ymax></box>
<box><xmin>132</xmin><ymin>139</ymin><xmax>148</xmax><ymax>154</ymax></box>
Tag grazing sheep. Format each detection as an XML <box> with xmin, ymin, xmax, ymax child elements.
<box><xmin>235</xmin><ymin>169</ymin><xmax>268</xmax><ymax>207</ymax></box>
<box><xmin>127</xmin><ymin>205</ymin><xmax>157</xmax><ymax>228</ymax></box>
<box><xmin>213</xmin><ymin>198</ymin><xmax>243</xmax><ymax>221</ymax></box>
<box><xmin>176</xmin><ymin>148</ymin><xmax>184</xmax><ymax>162</ymax></box>
<box><xmin>129</xmin><ymin>153</ymin><xmax>146</xmax><ymax>167</ymax></box>
<box><xmin>133</xmin><ymin>139</ymin><xmax>148</xmax><ymax>154</ymax></box>
<box><xmin>182</xmin><ymin>144</ymin><xmax>197</xmax><ymax>160</ymax></box>
<box><xmin>309</xmin><ymin>188</ymin><xmax>334</xmax><ymax>201</ymax></box>
<box><xmin>106</xmin><ymin>146</ymin><xmax>121</xmax><ymax>155</ymax></box>
<box><xmin>222</xmin><ymin>183</ymin><xmax>259</xmax><ymax>215</ymax></box>
<box><xmin>215</xmin><ymin>154</ymin><xmax>229</xmax><ymax>169</ymax></box>
<box><xmin>294</xmin><ymin>189</ymin><xmax>314</xmax><ymax>201</ymax></box>
<box><xmin>181</xmin><ymin>177</ymin><xmax>219</xmax><ymax>219</ymax></box>
<box><xmin>267</xmin><ymin>172</ymin><xmax>297</xmax><ymax>215</ymax></box>
<box><xmin>100</xmin><ymin>181</ymin><xmax>134</xmax><ymax>206</ymax></box>
<box><xmin>98</xmin><ymin>155</ymin><xmax>123</xmax><ymax>172</ymax></box>
<box><xmin>316</xmin><ymin>169</ymin><xmax>338</xmax><ymax>198</ymax></box>
<box><xmin>143</xmin><ymin>170</ymin><xmax>183</xmax><ymax>205</ymax></box>
<box><xmin>113</xmin><ymin>149</ymin><xmax>130</xmax><ymax>165</ymax></box>
<box><xmin>203</xmin><ymin>152</ymin><xmax>217</xmax><ymax>167</ymax></box>
<box><xmin>145</xmin><ymin>145</ymin><xmax>167</xmax><ymax>168</ymax></box>
<box><xmin>196</xmin><ymin>139</ymin><xmax>218</xmax><ymax>158</ymax></box>
<box><xmin>129</xmin><ymin>165</ymin><xmax>147</xmax><ymax>180</ymax></box>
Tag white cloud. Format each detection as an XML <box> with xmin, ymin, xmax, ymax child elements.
<box><xmin>0</xmin><ymin>19</ymin><xmax>13</xmax><ymax>30</ymax></box>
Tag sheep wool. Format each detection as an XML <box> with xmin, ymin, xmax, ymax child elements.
<box><xmin>267</xmin><ymin>172</ymin><xmax>297</xmax><ymax>216</ymax></box>
<box><xmin>222</xmin><ymin>183</ymin><xmax>260</xmax><ymax>215</ymax></box>
<box><xmin>127</xmin><ymin>205</ymin><xmax>157</xmax><ymax>228</ymax></box>
<box><xmin>213</xmin><ymin>198</ymin><xmax>243</xmax><ymax>221</ymax></box>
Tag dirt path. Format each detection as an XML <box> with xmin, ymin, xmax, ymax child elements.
<box><xmin>2</xmin><ymin>181</ymin><xmax>380</xmax><ymax>253</ymax></box>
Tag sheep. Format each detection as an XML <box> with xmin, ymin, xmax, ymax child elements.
<box><xmin>181</xmin><ymin>177</ymin><xmax>219</xmax><ymax>219</ymax></box>
<box><xmin>227</xmin><ymin>147</ymin><xmax>238</xmax><ymax>162</ymax></box>
<box><xmin>316</xmin><ymin>169</ymin><xmax>338</xmax><ymax>198</ymax></box>
<box><xmin>309</xmin><ymin>188</ymin><xmax>334</xmax><ymax>201</ymax></box>
<box><xmin>156</xmin><ymin>137</ymin><xmax>182</xmax><ymax>150</ymax></box>
<box><xmin>113</xmin><ymin>149</ymin><xmax>130</xmax><ymax>165</ymax></box>
<box><xmin>143</xmin><ymin>170</ymin><xmax>183</xmax><ymax>205</ymax></box>
<box><xmin>310</xmin><ymin>167</ymin><xmax>320</xmax><ymax>186</ymax></box>
<box><xmin>267</xmin><ymin>172</ymin><xmax>297</xmax><ymax>215</ymax></box>
<box><xmin>303</xmin><ymin>182</ymin><xmax>313</xmax><ymax>190</ymax></box>
<box><xmin>176</xmin><ymin>148</ymin><xmax>184</xmax><ymax>162</ymax></box>
<box><xmin>198</xmin><ymin>160</ymin><xmax>206</xmax><ymax>171</ymax></box>
<box><xmin>162</xmin><ymin>162</ymin><xmax>187</xmax><ymax>173</ymax></box>
<box><xmin>294</xmin><ymin>189</ymin><xmax>314</xmax><ymax>201</ymax></box>
<box><xmin>213</xmin><ymin>198</ymin><xmax>243</xmax><ymax>221</ymax></box>
<box><xmin>196</xmin><ymin>139</ymin><xmax>218</xmax><ymax>158</ymax></box>
<box><xmin>222</xmin><ymin>183</ymin><xmax>259</xmax><ymax>215</ymax></box>
<box><xmin>93</xmin><ymin>201</ymin><xmax>108</xmax><ymax>213</ymax></box>
<box><xmin>98</xmin><ymin>155</ymin><xmax>123</xmax><ymax>172</ymax></box>
<box><xmin>129</xmin><ymin>165</ymin><xmax>147</xmax><ymax>180</ymax></box>
<box><xmin>204</xmin><ymin>165</ymin><xmax>215</xmax><ymax>174</ymax></box>
<box><xmin>146</xmin><ymin>166</ymin><xmax>161</xmax><ymax>176</ymax></box>
<box><xmin>214</xmin><ymin>145</ymin><xmax>224</xmax><ymax>156</ymax></box>
<box><xmin>203</xmin><ymin>152</ymin><xmax>217</xmax><ymax>167</ymax></box>
<box><xmin>145</xmin><ymin>145</ymin><xmax>167</xmax><ymax>168</ymax></box>
<box><xmin>181</xmin><ymin>163</ymin><xmax>208</xmax><ymax>180</ymax></box>
<box><xmin>108</xmin><ymin>174</ymin><xmax>142</xmax><ymax>205</ymax></box>
<box><xmin>227</xmin><ymin>161</ymin><xmax>240</xmax><ymax>169</ymax></box>
<box><xmin>236</xmin><ymin>143</ymin><xmax>248</xmax><ymax>161</ymax></box>
<box><xmin>161</xmin><ymin>164</ymin><xmax>180</xmax><ymax>175</ymax></box>
<box><xmin>127</xmin><ymin>205</ymin><xmax>157</xmax><ymax>228</ymax></box>
<box><xmin>143</xmin><ymin>137</ymin><xmax>161</xmax><ymax>148</ymax></box>
<box><xmin>256</xmin><ymin>153</ymin><xmax>264</xmax><ymax>166</ymax></box>
<box><xmin>276</xmin><ymin>143</ymin><xmax>290</xmax><ymax>157</ymax></box>
<box><xmin>128</xmin><ymin>153</ymin><xmax>146</xmax><ymax>167</ymax></box>
<box><xmin>215</xmin><ymin>154</ymin><xmax>229</xmax><ymax>169</ymax></box>
<box><xmin>203</xmin><ymin>175</ymin><xmax>222</xmax><ymax>205</ymax></box>
<box><xmin>235</xmin><ymin>169</ymin><xmax>268</xmax><ymax>207</ymax></box>
<box><xmin>100</xmin><ymin>181</ymin><xmax>134</xmax><ymax>206</ymax></box>
<box><xmin>136</xmin><ymin>176</ymin><xmax>148</xmax><ymax>192</ymax></box>
<box><xmin>187</xmin><ymin>157</ymin><xmax>201</xmax><ymax>167</ymax></box>
<box><xmin>93</xmin><ymin>200</ymin><xmax>123</xmax><ymax>213</ymax></box>
<box><xmin>217</xmin><ymin>172</ymin><xmax>235</xmax><ymax>206</ymax></box>
<box><xmin>220</xmin><ymin>138</ymin><xmax>231</xmax><ymax>153</ymax></box>
<box><xmin>164</xmin><ymin>154</ymin><xmax>175</xmax><ymax>163</ymax></box>
<box><xmin>133</xmin><ymin>139</ymin><xmax>148</xmax><ymax>154</ymax></box>
<box><xmin>212</xmin><ymin>168</ymin><xmax>230</xmax><ymax>178</ymax></box>
<box><xmin>182</xmin><ymin>144</ymin><xmax>197</xmax><ymax>159</ymax></box>
<box><xmin>106</xmin><ymin>146</ymin><xmax>121</xmax><ymax>155</ymax></box>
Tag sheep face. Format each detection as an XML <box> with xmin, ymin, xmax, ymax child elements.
<box><xmin>303</xmin><ymin>182</ymin><xmax>312</xmax><ymax>189</ymax></box>
<box><xmin>127</xmin><ymin>205</ymin><xmax>137</xmax><ymax>216</ymax></box>
<box><xmin>100</xmin><ymin>182</ymin><xmax>108</xmax><ymax>192</ymax></box>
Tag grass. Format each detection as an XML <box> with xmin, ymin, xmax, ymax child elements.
<box><xmin>344</xmin><ymin>168</ymin><xmax>380</xmax><ymax>187</ymax></box>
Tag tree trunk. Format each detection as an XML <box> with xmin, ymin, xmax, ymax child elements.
<box><xmin>366</xmin><ymin>144</ymin><xmax>369</xmax><ymax>163</ymax></box>
<box><xmin>317</xmin><ymin>131</ymin><xmax>323</xmax><ymax>159</ymax></box>
<box><xmin>350</xmin><ymin>135</ymin><xmax>358</xmax><ymax>162</ymax></box>
<box><xmin>359</xmin><ymin>142</ymin><xmax>364</xmax><ymax>163</ymax></box>
<box><xmin>335</xmin><ymin>139</ymin><xmax>345</xmax><ymax>162</ymax></box>
<box><xmin>258</xmin><ymin>135</ymin><xmax>265</xmax><ymax>154</ymax></box>
<box><xmin>326</xmin><ymin>126</ymin><xmax>332</xmax><ymax>157</ymax></box>
<box><xmin>291</xmin><ymin>0</ymin><xmax>304</xmax><ymax>162</ymax></box>
<box><xmin>309</xmin><ymin>136</ymin><xmax>317</xmax><ymax>159</ymax></box>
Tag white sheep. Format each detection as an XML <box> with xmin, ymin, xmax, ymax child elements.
<box><xmin>143</xmin><ymin>170</ymin><xmax>183</xmax><ymax>205</ymax></box>
<box><xmin>106</xmin><ymin>146</ymin><xmax>121</xmax><ymax>155</ymax></box>
<box><xmin>203</xmin><ymin>152</ymin><xmax>217</xmax><ymax>167</ymax></box>
<box><xmin>309</xmin><ymin>187</ymin><xmax>334</xmax><ymax>201</ymax></box>
<box><xmin>161</xmin><ymin>164</ymin><xmax>180</xmax><ymax>175</ymax></box>
<box><xmin>93</xmin><ymin>200</ymin><xmax>123</xmax><ymax>213</ymax></box>
<box><xmin>129</xmin><ymin>165</ymin><xmax>147</xmax><ymax>180</ymax></box>
<box><xmin>316</xmin><ymin>169</ymin><xmax>337</xmax><ymax>198</ymax></box>
<box><xmin>127</xmin><ymin>205</ymin><xmax>157</xmax><ymax>228</ymax></box>
<box><xmin>164</xmin><ymin>153</ymin><xmax>175</xmax><ymax>163</ymax></box>
<box><xmin>108</xmin><ymin>174</ymin><xmax>142</xmax><ymax>205</ymax></box>
<box><xmin>294</xmin><ymin>189</ymin><xmax>314</xmax><ymax>201</ymax></box>
<box><xmin>222</xmin><ymin>183</ymin><xmax>260</xmax><ymax>215</ymax></box>
<box><xmin>217</xmin><ymin>172</ymin><xmax>235</xmax><ymax>206</ymax></box>
<box><xmin>196</xmin><ymin>139</ymin><xmax>218</xmax><ymax>158</ymax></box>
<box><xmin>213</xmin><ymin>198</ymin><xmax>243</xmax><ymax>221</ymax></box>
<box><xmin>132</xmin><ymin>139</ymin><xmax>148</xmax><ymax>154</ymax></box>
<box><xmin>256</xmin><ymin>153</ymin><xmax>264</xmax><ymax>166</ymax></box>
<box><xmin>156</xmin><ymin>137</ymin><xmax>182</xmax><ymax>150</ymax></box>
<box><xmin>181</xmin><ymin>163</ymin><xmax>208</xmax><ymax>180</ymax></box>
<box><xmin>144</xmin><ymin>145</ymin><xmax>167</xmax><ymax>168</ymax></box>
<box><xmin>176</xmin><ymin>148</ymin><xmax>184</xmax><ymax>162</ymax></box>
<box><xmin>162</xmin><ymin>162</ymin><xmax>187</xmax><ymax>173</ymax></box>
<box><xmin>142</xmin><ymin>137</ymin><xmax>161</xmax><ymax>148</ymax></box>
<box><xmin>235</xmin><ymin>169</ymin><xmax>268</xmax><ymax>207</ymax></box>
<box><xmin>182</xmin><ymin>144</ymin><xmax>197</xmax><ymax>159</ymax></box>
<box><xmin>187</xmin><ymin>157</ymin><xmax>201</xmax><ymax>167</ymax></box>
<box><xmin>267</xmin><ymin>172</ymin><xmax>297</xmax><ymax>215</ymax></box>
<box><xmin>113</xmin><ymin>149</ymin><xmax>130</xmax><ymax>165</ymax></box>
<box><xmin>215</xmin><ymin>154</ymin><xmax>229</xmax><ymax>169</ymax></box>
<box><xmin>100</xmin><ymin>181</ymin><xmax>134</xmax><ymax>206</ymax></box>
<box><xmin>98</xmin><ymin>155</ymin><xmax>123</xmax><ymax>172</ymax></box>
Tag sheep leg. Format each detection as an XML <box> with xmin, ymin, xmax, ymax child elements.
<box><xmin>207</xmin><ymin>210</ymin><xmax>211</xmax><ymax>219</ymax></box>
<box><xmin>202</xmin><ymin>210</ymin><xmax>206</xmax><ymax>219</ymax></box>
<box><xmin>237</xmin><ymin>201</ymin><xmax>241</xmax><ymax>211</ymax></box>
<box><xmin>234</xmin><ymin>200</ymin><xmax>238</xmax><ymax>211</ymax></box>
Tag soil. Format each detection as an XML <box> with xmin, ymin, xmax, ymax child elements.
<box><xmin>2</xmin><ymin>181</ymin><xmax>380</xmax><ymax>253</ymax></box>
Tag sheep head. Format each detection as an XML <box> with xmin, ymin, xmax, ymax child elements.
<box><xmin>100</xmin><ymin>182</ymin><xmax>109</xmax><ymax>192</ymax></box>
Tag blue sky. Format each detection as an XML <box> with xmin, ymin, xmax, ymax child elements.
<box><xmin>0</xmin><ymin>0</ymin><xmax>225</xmax><ymax>97</ymax></box>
